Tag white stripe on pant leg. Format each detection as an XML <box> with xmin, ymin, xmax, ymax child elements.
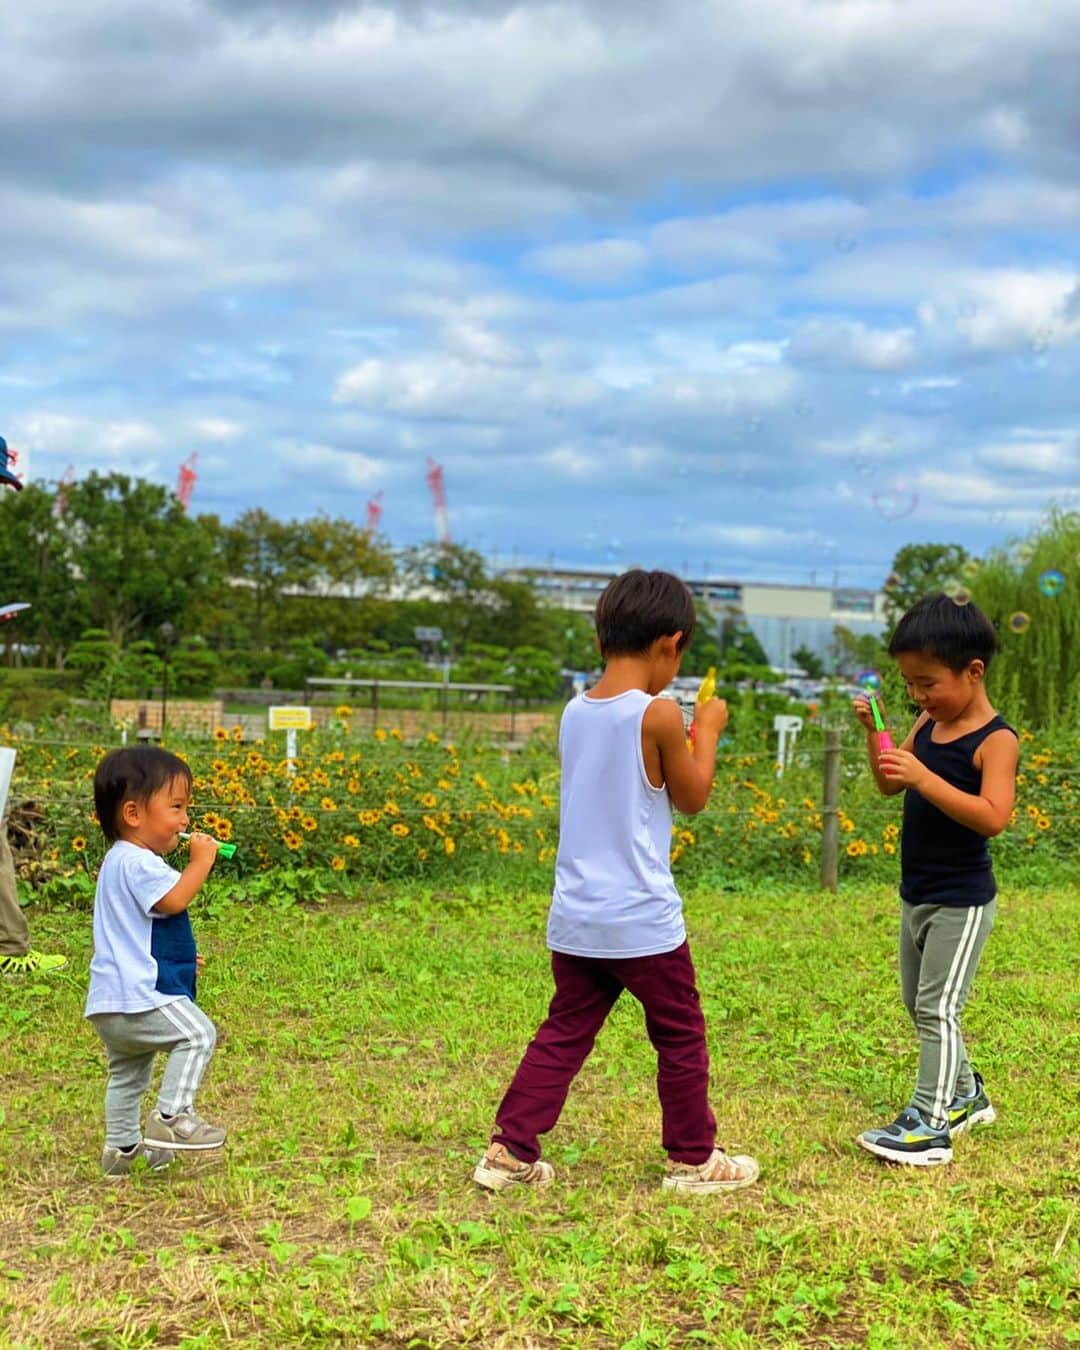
<box><xmin>931</xmin><ymin>907</ymin><xmax>981</xmax><ymax>1127</ymax></box>
<box><xmin>158</xmin><ymin>1000</ymin><xmax>214</xmax><ymax>1112</ymax></box>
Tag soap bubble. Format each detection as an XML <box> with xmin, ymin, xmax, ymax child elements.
<box><xmin>1038</xmin><ymin>569</ymin><xmax>1066</xmax><ymax>598</ymax></box>
<box><xmin>943</xmin><ymin>577</ymin><xmax>964</xmax><ymax>598</ymax></box>
<box><xmin>856</xmin><ymin>668</ymin><xmax>882</xmax><ymax>690</ymax></box>
<box><xmin>1017</xmin><ymin>543</ymin><xmax>1034</xmax><ymax>565</ymax></box>
<box><xmin>1008</xmin><ymin>612</ymin><xmax>1031</xmax><ymax>635</ymax></box>
<box><xmin>872</xmin><ymin>478</ymin><xmax>919</xmax><ymax>521</ymax></box>
<box><xmin>884</xmin><ymin>572</ymin><xmax>901</xmax><ymax>591</ymax></box>
<box><xmin>834</xmin><ymin>233</ymin><xmax>858</xmax><ymax>254</ymax></box>
<box><xmin>962</xmin><ymin>559</ymin><xmax>980</xmax><ymax>579</ymax></box>
<box><xmin>991</xmin><ymin>510</ymin><xmax>1006</xmax><ymax>526</ymax></box>
<box><xmin>951</xmin><ymin>589</ymin><xmax>971</xmax><ymax>607</ymax></box>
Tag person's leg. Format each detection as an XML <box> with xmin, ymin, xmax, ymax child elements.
<box><xmin>491</xmin><ymin>952</ymin><xmax>623</xmax><ymax>1163</ymax></box>
<box><xmin>911</xmin><ymin>901</ymin><xmax>996</xmax><ymax>1129</ymax></box>
<box><xmin>898</xmin><ymin>900</ymin><xmax>923</xmax><ymax>1028</ymax></box>
<box><xmin>618</xmin><ymin>942</ymin><xmax>716</xmax><ymax>1165</ymax></box>
<box><xmin>91</xmin><ymin>1015</ymin><xmax>158</xmax><ymax>1150</ymax></box>
<box><xmin>0</xmin><ymin>824</ymin><xmax>30</xmax><ymax>957</ymax></box>
<box><xmin>154</xmin><ymin>999</ymin><xmax>218</xmax><ymax>1115</ymax></box>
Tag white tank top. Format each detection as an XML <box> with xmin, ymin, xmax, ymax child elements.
<box><xmin>547</xmin><ymin>689</ymin><xmax>686</xmax><ymax>958</ymax></box>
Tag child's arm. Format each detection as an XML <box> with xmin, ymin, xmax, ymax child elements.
<box><xmin>879</xmin><ymin>731</ymin><xmax>1018</xmax><ymax>837</ymax></box>
<box><xmin>152</xmin><ymin>833</ymin><xmax>218</xmax><ymax>916</ymax></box>
<box><xmin>644</xmin><ymin>694</ymin><xmax>727</xmax><ymax>815</ymax></box>
<box><xmin>853</xmin><ymin>695</ymin><xmax>926</xmax><ymax>797</ymax></box>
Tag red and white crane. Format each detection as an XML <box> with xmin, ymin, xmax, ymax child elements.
<box><xmin>176</xmin><ymin>453</ymin><xmax>199</xmax><ymax>512</ymax></box>
<box><xmin>364</xmin><ymin>491</ymin><xmax>384</xmax><ymax>537</ymax></box>
<box><xmin>425</xmin><ymin>458</ymin><xmax>450</xmax><ymax>545</ymax></box>
<box><xmin>52</xmin><ymin>465</ymin><xmax>76</xmax><ymax>520</ymax></box>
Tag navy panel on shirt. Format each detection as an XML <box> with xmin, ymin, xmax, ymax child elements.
<box><xmin>900</xmin><ymin>714</ymin><xmax>1017</xmax><ymax>908</ymax></box>
<box><xmin>150</xmin><ymin>910</ymin><xmax>197</xmax><ymax>1000</ymax></box>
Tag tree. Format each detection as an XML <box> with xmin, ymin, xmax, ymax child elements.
<box><xmin>831</xmin><ymin>625</ymin><xmax>885</xmax><ymax>676</ymax></box>
<box><xmin>884</xmin><ymin>543</ymin><xmax>970</xmax><ymax>626</ymax></box>
<box><xmin>791</xmin><ymin>645</ymin><xmax>825</xmax><ymax>679</ymax></box>
<box><xmin>0</xmin><ymin>482</ymin><xmax>87</xmax><ymax>665</ymax></box>
<box><xmin>63</xmin><ymin>473</ymin><xmax>219</xmax><ymax>646</ymax></box>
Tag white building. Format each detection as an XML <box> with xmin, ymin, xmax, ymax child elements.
<box><xmin>497</xmin><ymin>562</ymin><xmax>887</xmax><ymax>669</ymax></box>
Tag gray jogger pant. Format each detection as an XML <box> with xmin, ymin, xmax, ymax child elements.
<box><xmin>0</xmin><ymin>824</ymin><xmax>30</xmax><ymax>957</ymax></box>
<box><xmin>899</xmin><ymin>899</ymin><xmax>995</xmax><ymax>1129</ymax></box>
<box><xmin>88</xmin><ymin>999</ymin><xmax>217</xmax><ymax>1148</ymax></box>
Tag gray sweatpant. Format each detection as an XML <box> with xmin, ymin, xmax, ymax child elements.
<box><xmin>89</xmin><ymin>999</ymin><xmax>217</xmax><ymax>1149</ymax></box>
<box><xmin>0</xmin><ymin>825</ymin><xmax>30</xmax><ymax>957</ymax></box>
<box><xmin>900</xmin><ymin>899</ymin><xmax>996</xmax><ymax>1130</ymax></box>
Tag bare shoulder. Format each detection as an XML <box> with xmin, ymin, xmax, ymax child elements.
<box><xmin>644</xmin><ymin>697</ymin><xmax>684</xmax><ymax>735</ymax></box>
<box><xmin>975</xmin><ymin>725</ymin><xmax>1020</xmax><ymax>767</ymax></box>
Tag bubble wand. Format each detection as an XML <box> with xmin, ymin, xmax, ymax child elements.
<box><xmin>869</xmin><ymin>692</ymin><xmax>895</xmax><ymax>752</ymax></box>
<box><xmin>689</xmin><ymin>666</ymin><xmax>717</xmax><ymax>749</ymax></box>
<box><xmin>178</xmin><ymin>831</ymin><xmax>237</xmax><ymax>860</ymax></box>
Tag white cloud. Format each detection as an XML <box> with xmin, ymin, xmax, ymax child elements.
<box><xmin>525</xmin><ymin>239</ymin><xmax>649</xmax><ymax>288</ymax></box>
<box><xmin>789</xmin><ymin>319</ymin><xmax>917</xmax><ymax>371</ymax></box>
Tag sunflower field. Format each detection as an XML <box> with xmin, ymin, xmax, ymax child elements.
<box><xmin>3</xmin><ymin>703</ymin><xmax>1076</xmax><ymax>901</ymax></box>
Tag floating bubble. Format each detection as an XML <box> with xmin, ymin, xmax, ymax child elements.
<box><xmin>943</xmin><ymin>577</ymin><xmax>963</xmax><ymax>598</ymax></box>
<box><xmin>962</xmin><ymin>559</ymin><xmax>980</xmax><ymax>579</ymax></box>
<box><xmin>1038</xmin><ymin>569</ymin><xmax>1066</xmax><ymax>598</ymax></box>
<box><xmin>872</xmin><ymin>478</ymin><xmax>919</xmax><ymax>521</ymax></box>
<box><xmin>1017</xmin><ymin>543</ymin><xmax>1034</xmax><ymax>565</ymax></box>
<box><xmin>852</xmin><ymin>453</ymin><xmax>875</xmax><ymax>478</ymax></box>
<box><xmin>605</xmin><ymin>538</ymin><xmax>623</xmax><ymax>563</ymax></box>
<box><xmin>991</xmin><ymin>510</ymin><xmax>1006</xmax><ymax>526</ymax></box>
<box><xmin>884</xmin><ymin>572</ymin><xmax>901</xmax><ymax>591</ymax></box>
<box><xmin>856</xmin><ymin>668</ymin><xmax>881</xmax><ymax>690</ymax></box>
<box><xmin>834</xmin><ymin>233</ymin><xmax>858</xmax><ymax>254</ymax></box>
<box><xmin>1008</xmin><ymin>612</ymin><xmax>1031</xmax><ymax>635</ymax></box>
<box><xmin>957</xmin><ymin>299</ymin><xmax>978</xmax><ymax>319</ymax></box>
<box><xmin>951</xmin><ymin>589</ymin><xmax>971</xmax><ymax>607</ymax></box>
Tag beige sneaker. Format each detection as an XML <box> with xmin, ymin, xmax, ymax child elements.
<box><xmin>473</xmin><ymin>1141</ymin><xmax>555</xmax><ymax>1192</ymax></box>
<box><xmin>144</xmin><ymin>1108</ymin><xmax>226</xmax><ymax>1152</ymax></box>
<box><xmin>662</xmin><ymin>1147</ymin><xmax>760</xmax><ymax>1193</ymax></box>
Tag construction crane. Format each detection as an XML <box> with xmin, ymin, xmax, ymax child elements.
<box><xmin>425</xmin><ymin>458</ymin><xmax>450</xmax><ymax>545</ymax></box>
<box><xmin>52</xmin><ymin>465</ymin><xmax>76</xmax><ymax>520</ymax></box>
<box><xmin>364</xmin><ymin>491</ymin><xmax>384</xmax><ymax>537</ymax></box>
<box><xmin>176</xmin><ymin>453</ymin><xmax>199</xmax><ymax>512</ymax></box>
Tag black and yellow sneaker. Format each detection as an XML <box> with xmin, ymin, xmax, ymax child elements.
<box><xmin>0</xmin><ymin>949</ymin><xmax>67</xmax><ymax>975</ymax></box>
<box><xmin>856</xmin><ymin>1106</ymin><xmax>952</xmax><ymax>1167</ymax></box>
<box><xmin>947</xmin><ymin>1072</ymin><xmax>996</xmax><ymax>1136</ymax></box>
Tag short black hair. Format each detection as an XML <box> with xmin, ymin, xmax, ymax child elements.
<box><xmin>93</xmin><ymin>747</ymin><xmax>193</xmax><ymax>843</ymax></box>
<box><xmin>594</xmin><ymin>569</ymin><xmax>696</xmax><ymax>657</ymax></box>
<box><xmin>888</xmin><ymin>593</ymin><xmax>999</xmax><ymax>672</ymax></box>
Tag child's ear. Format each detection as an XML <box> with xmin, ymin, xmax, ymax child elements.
<box><xmin>968</xmin><ymin>659</ymin><xmax>985</xmax><ymax>682</ymax></box>
<box><xmin>120</xmin><ymin>799</ymin><xmax>141</xmax><ymax>829</ymax></box>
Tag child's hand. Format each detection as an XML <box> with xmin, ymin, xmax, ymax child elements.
<box><xmin>878</xmin><ymin>749</ymin><xmax>927</xmax><ymax>789</ymax></box>
<box><xmin>852</xmin><ymin>694</ymin><xmax>881</xmax><ymax>731</ymax></box>
<box><xmin>196</xmin><ymin>953</ymin><xmax>206</xmax><ymax>970</ymax></box>
<box><xmin>695</xmin><ymin>697</ymin><xmax>729</xmax><ymax>737</ymax></box>
<box><xmin>188</xmin><ymin>832</ymin><xmax>219</xmax><ymax>869</ymax></box>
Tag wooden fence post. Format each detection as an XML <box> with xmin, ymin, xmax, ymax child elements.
<box><xmin>820</xmin><ymin>728</ymin><xmax>841</xmax><ymax>892</ymax></box>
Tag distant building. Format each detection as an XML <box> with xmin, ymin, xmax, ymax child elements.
<box><xmin>497</xmin><ymin>561</ymin><xmax>886</xmax><ymax>670</ymax></box>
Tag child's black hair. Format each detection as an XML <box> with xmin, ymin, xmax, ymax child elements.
<box><xmin>594</xmin><ymin>569</ymin><xmax>696</xmax><ymax>657</ymax></box>
<box><xmin>93</xmin><ymin>746</ymin><xmax>193</xmax><ymax>843</ymax></box>
<box><xmin>888</xmin><ymin>593</ymin><xmax>999</xmax><ymax>672</ymax></box>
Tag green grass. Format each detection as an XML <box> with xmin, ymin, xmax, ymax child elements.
<box><xmin>1</xmin><ymin>882</ymin><xmax>1077</xmax><ymax>1348</ymax></box>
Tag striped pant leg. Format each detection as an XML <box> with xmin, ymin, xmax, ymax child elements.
<box><xmin>156</xmin><ymin>998</ymin><xmax>218</xmax><ymax>1116</ymax></box>
<box><xmin>910</xmin><ymin>900</ymin><xmax>996</xmax><ymax>1129</ymax></box>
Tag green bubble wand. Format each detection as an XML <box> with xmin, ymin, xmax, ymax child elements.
<box><xmin>869</xmin><ymin>693</ymin><xmax>895</xmax><ymax>752</ymax></box>
<box><xmin>178</xmin><ymin>831</ymin><xmax>238</xmax><ymax>860</ymax></box>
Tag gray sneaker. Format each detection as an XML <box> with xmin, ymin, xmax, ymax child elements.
<box><xmin>102</xmin><ymin>1142</ymin><xmax>175</xmax><ymax>1176</ymax></box>
<box><xmin>144</xmin><ymin>1108</ymin><xmax>226</xmax><ymax>1151</ymax></box>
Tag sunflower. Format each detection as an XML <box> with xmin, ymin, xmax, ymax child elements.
<box><xmin>443</xmin><ymin>836</ymin><xmax>455</xmax><ymax>856</ymax></box>
<box><xmin>301</xmin><ymin>815</ymin><xmax>318</xmax><ymax>833</ymax></box>
<box><xmin>282</xmin><ymin>830</ymin><xmax>303</xmax><ymax>851</ymax></box>
<box><xmin>71</xmin><ymin>836</ymin><xmax>87</xmax><ymax>853</ymax></box>
<box><xmin>390</xmin><ymin>823</ymin><xmax>410</xmax><ymax>838</ymax></box>
<box><xmin>330</xmin><ymin>856</ymin><xmax>345</xmax><ymax>871</ymax></box>
<box><xmin>321</xmin><ymin>797</ymin><xmax>338</xmax><ymax>812</ymax></box>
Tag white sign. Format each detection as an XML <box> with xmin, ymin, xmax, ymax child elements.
<box><xmin>773</xmin><ymin>715</ymin><xmax>803</xmax><ymax>778</ymax></box>
<box><xmin>0</xmin><ymin>748</ymin><xmax>14</xmax><ymax>820</ymax></box>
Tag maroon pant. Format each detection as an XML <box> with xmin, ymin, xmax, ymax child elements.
<box><xmin>493</xmin><ymin>941</ymin><xmax>717</xmax><ymax>1165</ymax></box>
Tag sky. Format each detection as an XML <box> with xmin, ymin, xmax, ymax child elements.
<box><xmin>2</xmin><ymin>0</ymin><xmax>1078</xmax><ymax>589</ymax></box>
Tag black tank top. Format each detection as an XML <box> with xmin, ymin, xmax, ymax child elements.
<box><xmin>900</xmin><ymin>714</ymin><xmax>1017</xmax><ymax>908</ymax></box>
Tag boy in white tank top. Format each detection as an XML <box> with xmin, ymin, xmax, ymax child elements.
<box><xmin>474</xmin><ymin>570</ymin><xmax>760</xmax><ymax>1194</ymax></box>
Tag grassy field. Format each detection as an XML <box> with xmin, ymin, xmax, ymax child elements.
<box><xmin>1</xmin><ymin>881</ymin><xmax>1077</xmax><ymax>1348</ymax></box>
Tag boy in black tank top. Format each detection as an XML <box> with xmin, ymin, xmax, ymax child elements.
<box><xmin>852</xmin><ymin>594</ymin><xmax>1018</xmax><ymax>1167</ymax></box>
